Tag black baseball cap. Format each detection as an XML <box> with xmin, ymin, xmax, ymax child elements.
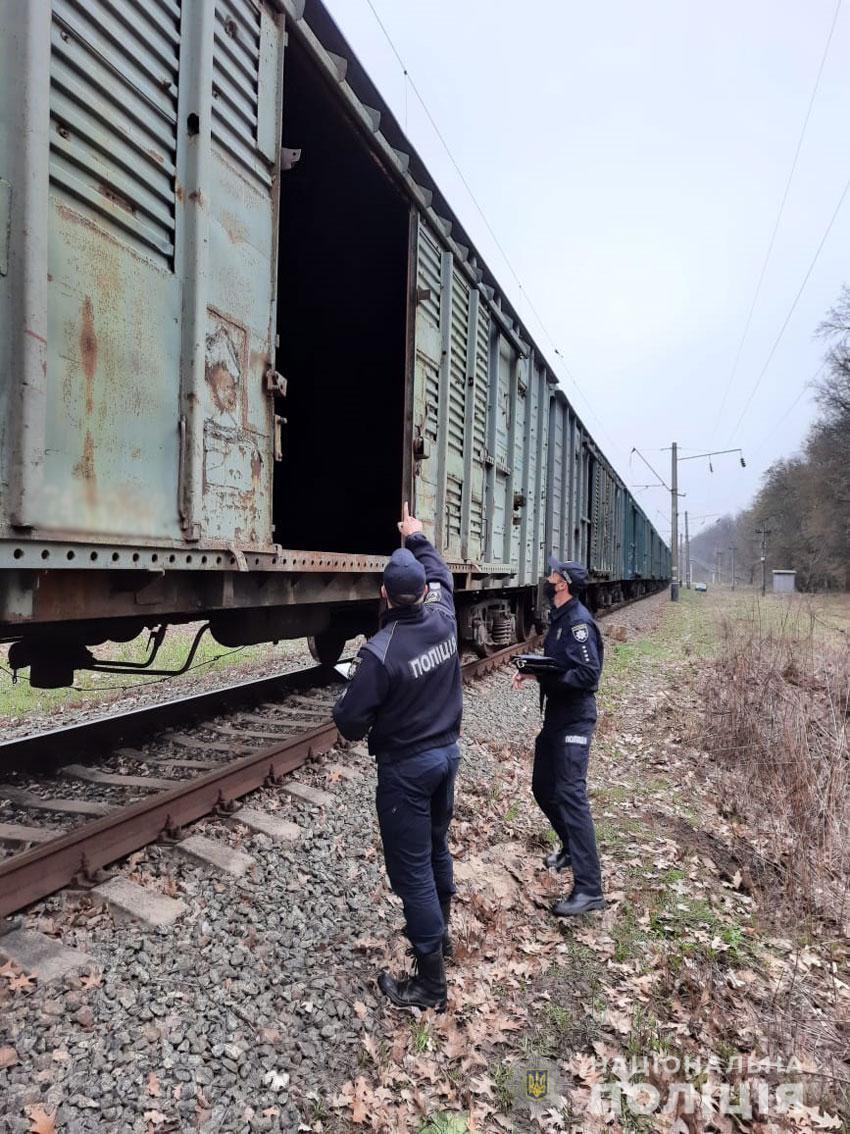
<box><xmin>383</xmin><ymin>548</ymin><xmax>426</xmax><ymax>601</ymax></box>
<box><xmin>547</xmin><ymin>556</ymin><xmax>589</xmax><ymax>589</ymax></box>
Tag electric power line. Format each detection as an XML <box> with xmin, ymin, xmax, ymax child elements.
<box><xmin>711</xmin><ymin>0</ymin><xmax>843</xmax><ymax>443</ymax></box>
<box><xmin>748</xmin><ymin>366</ymin><xmax>823</xmax><ymax>459</ymax></box>
<box><xmin>727</xmin><ymin>172</ymin><xmax>850</xmax><ymax>443</ymax></box>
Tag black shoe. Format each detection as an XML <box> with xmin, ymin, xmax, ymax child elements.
<box><xmin>440</xmin><ymin>898</ymin><xmax>453</xmax><ymax>959</ymax></box>
<box><xmin>378</xmin><ymin>949</ymin><xmax>447</xmax><ymax>1011</ymax></box>
<box><xmin>551</xmin><ymin>891</ymin><xmax>605</xmax><ymax>917</ymax></box>
<box><xmin>543</xmin><ymin>846</ymin><xmax>572</xmax><ymax>871</ymax></box>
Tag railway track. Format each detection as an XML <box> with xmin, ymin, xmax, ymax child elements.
<box><xmin>0</xmin><ymin>638</ymin><xmax>538</xmax><ymax>921</ymax></box>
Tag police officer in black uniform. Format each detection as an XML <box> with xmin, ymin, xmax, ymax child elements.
<box><xmin>513</xmin><ymin>556</ymin><xmax>605</xmax><ymax>916</ymax></box>
<box><xmin>332</xmin><ymin>503</ymin><xmax>461</xmax><ymax>1011</ymax></box>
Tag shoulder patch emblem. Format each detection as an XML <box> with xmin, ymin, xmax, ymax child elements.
<box><xmin>424</xmin><ymin>581</ymin><xmax>442</xmax><ymax>604</ymax></box>
<box><xmin>571</xmin><ymin>623</ymin><xmax>589</xmax><ymax>643</ymax></box>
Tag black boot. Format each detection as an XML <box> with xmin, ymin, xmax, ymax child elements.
<box><xmin>551</xmin><ymin>890</ymin><xmax>605</xmax><ymax>917</ymax></box>
<box><xmin>440</xmin><ymin>898</ymin><xmax>453</xmax><ymax>958</ymax></box>
<box><xmin>378</xmin><ymin>949</ymin><xmax>447</xmax><ymax>1011</ymax></box>
<box><xmin>543</xmin><ymin>845</ymin><xmax>572</xmax><ymax>871</ymax></box>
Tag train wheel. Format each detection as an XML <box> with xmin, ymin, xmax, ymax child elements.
<box><xmin>515</xmin><ymin>599</ymin><xmax>535</xmax><ymax>643</ymax></box>
<box><xmin>472</xmin><ymin>636</ymin><xmax>499</xmax><ymax>658</ymax></box>
<box><xmin>308</xmin><ymin>630</ymin><xmax>348</xmax><ymax>667</ymax></box>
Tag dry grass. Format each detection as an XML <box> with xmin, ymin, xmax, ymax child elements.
<box><xmin>698</xmin><ymin>596</ymin><xmax>850</xmax><ymax>930</ymax></box>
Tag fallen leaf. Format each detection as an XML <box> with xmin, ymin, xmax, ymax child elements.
<box><xmin>25</xmin><ymin>1105</ymin><xmax>57</xmax><ymax>1134</ymax></box>
<box><xmin>9</xmin><ymin>972</ymin><xmax>35</xmax><ymax>991</ymax></box>
<box><xmin>353</xmin><ymin>1000</ymin><xmax>368</xmax><ymax>1019</ymax></box>
<box><xmin>142</xmin><ymin>1111</ymin><xmax>167</xmax><ymax>1126</ymax></box>
<box><xmin>263</xmin><ymin>1069</ymin><xmax>290</xmax><ymax>1092</ymax></box>
<box><xmin>147</xmin><ymin>1072</ymin><xmax>161</xmax><ymax>1097</ymax></box>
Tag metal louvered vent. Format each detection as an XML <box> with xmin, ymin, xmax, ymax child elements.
<box><xmin>212</xmin><ymin>0</ymin><xmax>273</xmax><ymax>184</ymax></box>
<box><xmin>49</xmin><ymin>0</ymin><xmax>181</xmax><ymax>266</ymax></box>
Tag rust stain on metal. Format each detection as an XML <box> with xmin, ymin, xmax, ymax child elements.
<box><xmin>55</xmin><ymin>204</ymin><xmax>148</xmax><ymax>265</ymax></box>
<box><xmin>73</xmin><ymin>432</ymin><xmax>97</xmax><ymax>507</ymax></box>
<box><xmin>206</xmin><ymin>364</ymin><xmax>238</xmax><ymax>415</ymax></box>
<box><xmin>221</xmin><ymin>210</ymin><xmax>247</xmax><ymax>245</ymax></box>
<box><xmin>188</xmin><ymin>189</ymin><xmax>205</xmax><ymax>207</ymax></box>
<box><xmin>250</xmin><ymin>449</ymin><xmax>263</xmax><ymax>487</ymax></box>
<box><xmin>175</xmin><ymin>183</ymin><xmax>185</xmax><ymax>203</ymax></box>
<box><xmin>80</xmin><ymin>297</ymin><xmax>97</xmax><ymax>416</ymax></box>
<box><xmin>24</xmin><ymin>326</ymin><xmax>47</xmax><ymax>346</ymax></box>
<box><xmin>97</xmin><ymin>183</ymin><xmax>136</xmax><ymax>215</ymax></box>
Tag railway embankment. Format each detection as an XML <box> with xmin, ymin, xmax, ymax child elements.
<box><xmin>1</xmin><ymin>591</ymin><xmax>847</xmax><ymax>1133</ymax></box>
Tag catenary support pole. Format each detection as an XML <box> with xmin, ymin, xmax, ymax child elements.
<box><xmin>684</xmin><ymin>511</ymin><xmax>691</xmax><ymax>588</ymax></box>
<box><xmin>670</xmin><ymin>441</ymin><xmax>679</xmax><ymax>601</ymax></box>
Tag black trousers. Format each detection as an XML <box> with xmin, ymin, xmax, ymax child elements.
<box><xmin>532</xmin><ymin>721</ymin><xmax>603</xmax><ymax>895</ymax></box>
<box><xmin>376</xmin><ymin>742</ymin><xmax>460</xmax><ymax>955</ymax></box>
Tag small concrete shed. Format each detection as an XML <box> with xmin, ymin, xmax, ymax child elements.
<box><xmin>772</xmin><ymin>570</ymin><xmax>796</xmax><ymax>594</ymax></box>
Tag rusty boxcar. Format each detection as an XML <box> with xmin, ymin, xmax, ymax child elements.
<box><xmin>0</xmin><ymin>0</ymin><xmax>669</xmax><ymax>688</ymax></box>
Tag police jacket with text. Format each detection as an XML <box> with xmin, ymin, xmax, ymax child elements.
<box><xmin>332</xmin><ymin>534</ymin><xmax>462</xmax><ymax>760</ymax></box>
<box><xmin>539</xmin><ymin>595</ymin><xmax>604</xmax><ymax>728</ymax></box>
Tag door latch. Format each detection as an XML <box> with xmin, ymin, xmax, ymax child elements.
<box><xmin>265</xmin><ymin>368</ymin><xmax>287</xmax><ymax>397</ymax></box>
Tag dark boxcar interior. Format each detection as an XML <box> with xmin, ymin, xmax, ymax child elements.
<box><xmin>275</xmin><ymin>36</ymin><xmax>409</xmax><ymax>554</ymax></box>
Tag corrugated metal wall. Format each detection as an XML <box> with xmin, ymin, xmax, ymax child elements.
<box><xmin>0</xmin><ymin>0</ymin><xmax>285</xmax><ymax>544</ymax></box>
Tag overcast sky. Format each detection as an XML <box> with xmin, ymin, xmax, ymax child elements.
<box><xmin>323</xmin><ymin>0</ymin><xmax>850</xmax><ymax>542</ymax></box>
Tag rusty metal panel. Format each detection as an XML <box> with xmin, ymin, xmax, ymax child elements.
<box><xmin>412</xmin><ymin>217</ymin><xmax>442</xmax><ymax>536</ymax></box>
<box><xmin>0</xmin><ymin>0</ymin><xmax>51</xmax><ymax>530</ymax></box>
<box><xmin>211</xmin><ymin>0</ymin><xmax>275</xmax><ymax>186</ymax></box>
<box><xmin>181</xmin><ymin>0</ymin><xmax>283</xmax><ymax>545</ymax></box>
<box><xmin>35</xmin><ymin>0</ymin><xmax>184</xmax><ymax>538</ymax></box>
<box><xmin>49</xmin><ymin>0</ymin><xmax>181</xmax><ymax>264</ymax></box>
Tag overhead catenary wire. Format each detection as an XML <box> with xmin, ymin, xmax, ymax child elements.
<box><xmin>711</xmin><ymin>0</ymin><xmax>844</xmax><ymax>443</ymax></box>
<box><xmin>726</xmin><ymin>171</ymin><xmax>850</xmax><ymax>445</ymax></box>
<box><xmin>747</xmin><ymin>366</ymin><xmax>823</xmax><ymax>459</ymax></box>
<box><xmin>361</xmin><ymin>0</ymin><xmax>632</xmax><ymax>477</ymax></box>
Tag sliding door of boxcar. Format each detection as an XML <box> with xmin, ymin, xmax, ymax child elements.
<box><xmin>412</xmin><ymin>217</ymin><xmax>490</xmax><ymax>561</ymax></box>
<box><xmin>196</xmin><ymin>0</ymin><xmax>282</xmax><ymax>543</ymax></box>
<box><xmin>516</xmin><ymin>359</ymin><xmax>549</xmax><ymax>584</ymax></box>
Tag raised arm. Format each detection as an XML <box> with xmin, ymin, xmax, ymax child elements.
<box><xmin>398</xmin><ymin>501</ymin><xmax>453</xmax><ymax>593</ymax></box>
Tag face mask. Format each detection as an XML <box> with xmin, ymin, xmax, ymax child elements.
<box><xmin>543</xmin><ymin>581</ymin><xmax>557</xmax><ymax>602</ymax></box>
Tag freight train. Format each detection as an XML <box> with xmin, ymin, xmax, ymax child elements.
<box><xmin>0</xmin><ymin>0</ymin><xmax>669</xmax><ymax>689</ymax></box>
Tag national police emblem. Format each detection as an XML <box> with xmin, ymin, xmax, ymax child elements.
<box><xmin>526</xmin><ymin>1070</ymin><xmax>549</xmax><ymax>1100</ymax></box>
<box><xmin>571</xmin><ymin>623</ymin><xmax>589</xmax><ymax>643</ymax></box>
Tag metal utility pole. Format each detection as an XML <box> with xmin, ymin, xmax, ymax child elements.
<box><xmin>684</xmin><ymin>511</ymin><xmax>691</xmax><ymax>588</ymax></box>
<box><xmin>729</xmin><ymin>545</ymin><xmax>737</xmax><ymax>591</ymax></box>
<box><xmin>714</xmin><ymin>548</ymin><xmax>722</xmax><ymax>585</ymax></box>
<box><xmin>671</xmin><ymin>441</ymin><xmax>679</xmax><ymax>601</ymax></box>
<box><xmin>756</xmin><ymin>526</ymin><xmax>771</xmax><ymax>595</ymax></box>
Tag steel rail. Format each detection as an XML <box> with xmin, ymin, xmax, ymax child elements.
<box><xmin>0</xmin><ymin>637</ymin><xmax>537</xmax><ymax>919</ymax></box>
<box><xmin>0</xmin><ymin>664</ymin><xmax>335</xmax><ymax>769</ymax></box>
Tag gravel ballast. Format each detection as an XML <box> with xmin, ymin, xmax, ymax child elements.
<box><xmin>0</xmin><ymin>595</ymin><xmax>669</xmax><ymax>1132</ymax></box>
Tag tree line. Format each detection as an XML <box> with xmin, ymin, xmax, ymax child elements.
<box><xmin>690</xmin><ymin>288</ymin><xmax>850</xmax><ymax>592</ymax></box>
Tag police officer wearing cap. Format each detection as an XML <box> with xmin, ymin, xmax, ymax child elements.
<box><xmin>512</xmin><ymin>557</ymin><xmax>605</xmax><ymax>916</ymax></box>
<box><xmin>332</xmin><ymin>503</ymin><xmax>461</xmax><ymax>1011</ymax></box>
